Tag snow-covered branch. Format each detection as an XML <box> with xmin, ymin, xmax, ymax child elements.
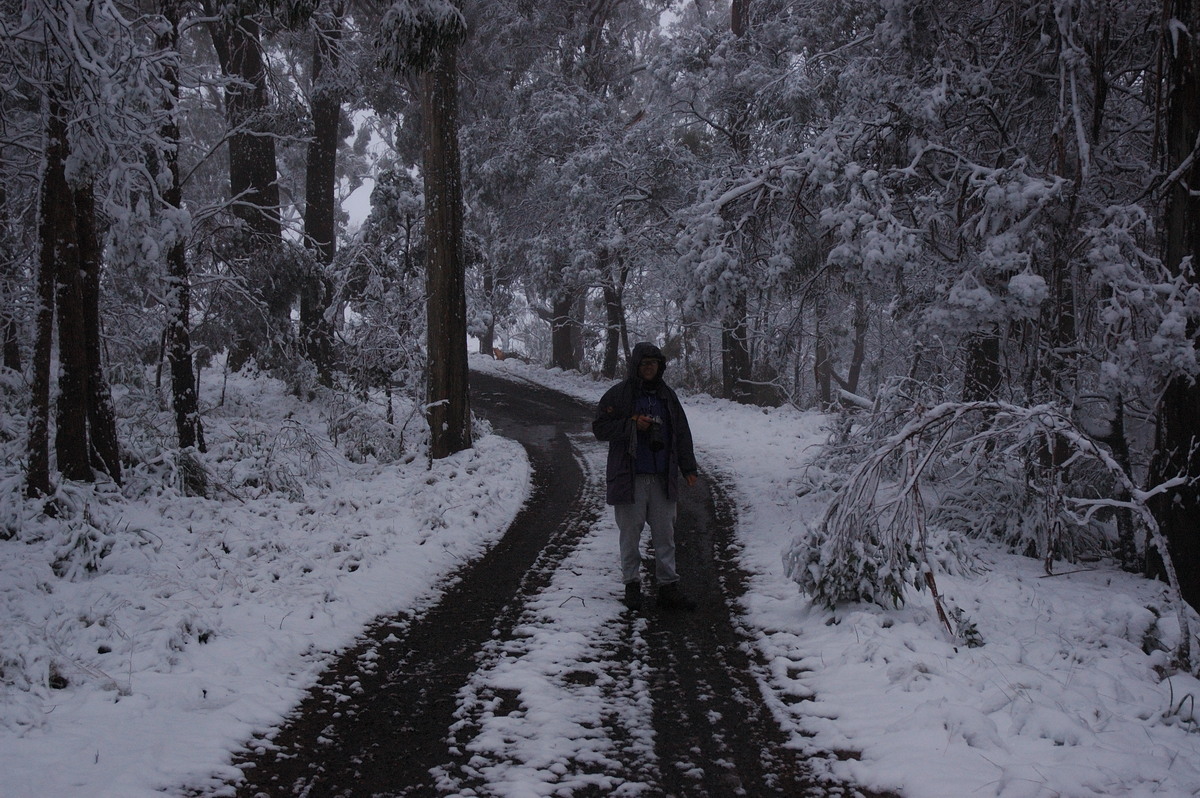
<box><xmin>785</xmin><ymin>400</ymin><xmax>1195</xmax><ymax>671</ymax></box>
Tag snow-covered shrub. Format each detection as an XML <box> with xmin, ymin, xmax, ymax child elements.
<box><xmin>785</xmin><ymin>400</ymin><xmax>1192</xmax><ymax>669</ymax></box>
<box><xmin>211</xmin><ymin>418</ymin><xmax>334</xmax><ymax>501</ymax></box>
<box><xmin>112</xmin><ymin>382</ymin><xmax>177</xmax><ymax>468</ymax></box>
<box><xmin>471</xmin><ymin>411</ymin><xmax>493</xmax><ymax>441</ymax></box>
<box><xmin>930</xmin><ymin>453</ymin><xmax>1112</xmax><ymax>562</ymax></box>
<box><xmin>50</xmin><ymin>508</ymin><xmax>117</xmax><ymax>580</ymax></box>
<box><xmin>819</xmin><ymin>375</ymin><xmax>953</xmax><ymax>470</ymax></box>
<box><xmin>0</xmin><ymin>367</ymin><xmax>24</xmax><ymax>450</ymax></box>
<box><xmin>784</xmin><ymin>519</ymin><xmax>914</xmax><ymax>609</ymax></box>
<box><xmin>13</xmin><ymin>484</ymin><xmax>154</xmax><ymax>581</ymax></box>
<box><xmin>323</xmin><ymin>388</ymin><xmax>420</xmax><ymax>464</ymax></box>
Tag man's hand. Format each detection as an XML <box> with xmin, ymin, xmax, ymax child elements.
<box><xmin>685</xmin><ymin>473</ymin><xmax>698</xmax><ymax>487</ymax></box>
<box><xmin>634</xmin><ymin>414</ymin><xmax>653</xmax><ymax>431</ymax></box>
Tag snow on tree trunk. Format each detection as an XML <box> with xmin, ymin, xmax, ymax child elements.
<box><xmin>160</xmin><ymin>1</ymin><xmax>204</xmax><ymax>461</ymax></box>
<box><xmin>301</xmin><ymin>7</ymin><xmax>342</xmax><ymax>389</ymax></box>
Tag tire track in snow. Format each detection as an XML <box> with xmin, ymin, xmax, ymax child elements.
<box><xmin>432</xmin><ymin>437</ymin><xmax>659</xmax><ymax>797</ymax></box>
<box><xmin>227</xmin><ymin>374</ymin><xmax>602</xmax><ymax>797</ymax></box>
<box><xmin>638</xmin><ymin>469</ymin><xmax>820</xmax><ymax>796</ymax></box>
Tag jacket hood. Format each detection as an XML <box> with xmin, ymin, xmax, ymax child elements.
<box><xmin>628</xmin><ymin>342</ymin><xmax>666</xmax><ymax>380</ymax></box>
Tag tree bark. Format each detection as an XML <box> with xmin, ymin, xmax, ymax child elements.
<box><xmin>2</xmin><ymin>317</ymin><xmax>17</xmax><ymax>372</ymax></box>
<box><xmin>26</xmin><ymin>94</ymin><xmax>69</xmax><ymax>498</ymax></box>
<box><xmin>571</xmin><ymin>291</ymin><xmax>586</xmax><ymax>369</ymax></box>
<box><xmin>161</xmin><ymin>1</ymin><xmax>204</xmax><ymax>457</ymax></box>
<box><xmin>76</xmin><ymin>184</ymin><xmax>121</xmax><ymax>483</ymax></box>
<box><xmin>600</xmin><ymin>249</ymin><xmax>630</xmax><ymax>379</ymax></box>
<box><xmin>962</xmin><ymin>330</ymin><xmax>1002</xmax><ymax>402</ymax></box>
<box><xmin>722</xmin><ymin>301</ymin><xmax>752</xmax><ymax>404</ymax></box>
<box><xmin>44</xmin><ymin>94</ymin><xmax>92</xmax><ymax>484</ymax></box>
<box><xmin>423</xmin><ymin>42</ymin><xmax>472</xmax><ymax>459</ymax></box>
<box><xmin>550</xmin><ymin>291</ymin><xmax>580</xmax><ymax>371</ymax></box>
<box><xmin>301</xmin><ymin>7</ymin><xmax>342</xmax><ymax>387</ymax></box>
<box><xmin>210</xmin><ymin>11</ymin><xmax>281</xmax><ymax>243</ymax></box>
<box><xmin>1148</xmin><ymin>0</ymin><xmax>1200</xmax><ymax>612</ymax></box>
<box><xmin>731</xmin><ymin>0</ymin><xmax>751</xmax><ymax>38</ymax></box>
<box><xmin>722</xmin><ymin>0</ymin><xmax>753</xmax><ymax>401</ymax></box>
<box><xmin>602</xmin><ymin>284</ymin><xmax>622</xmax><ymax>378</ymax></box>
<box><xmin>845</xmin><ymin>291</ymin><xmax>869</xmax><ymax>395</ymax></box>
<box><xmin>814</xmin><ymin>330</ymin><xmax>832</xmax><ymax>408</ymax></box>
<box><xmin>478</xmin><ymin>263</ymin><xmax>495</xmax><ymax>356</ymax></box>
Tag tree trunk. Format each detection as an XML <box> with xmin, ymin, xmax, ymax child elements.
<box><xmin>301</xmin><ymin>7</ymin><xmax>342</xmax><ymax>387</ymax></box>
<box><xmin>26</xmin><ymin>94</ymin><xmax>69</xmax><ymax>498</ymax></box>
<box><xmin>423</xmin><ymin>42</ymin><xmax>472</xmax><ymax>459</ymax></box>
<box><xmin>814</xmin><ymin>330</ymin><xmax>832</xmax><ymax>407</ymax></box>
<box><xmin>1105</xmin><ymin>394</ymin><xmax>1139</xmax><ymax>572</ymax></box>
<box><xmin>731</xmin><ymin>0</ymin><xmax>751</xmax><ymax>38</ymax></box>
<box><xmin>571</xmin><ymin>291</ymin><xmax>586</xmax><ymax>369</ymax></box>
<box><xmin>600</xmin><ymin>250</ymin><xmax>630</xmax><ymax>379</ymax></box>
<box><xmin>478</xmin><ymin>263</ymin><xmax>495</xmax><ymax>356</ymax></box>
<box><xmin>550</xmin><ymin>291</ymin><xmax>580</xmax><ymax>371</ymax></box>
<box><xmin>549</xmin><ymin>291</ymin><xmax>578</xmax><ymax>369</ymax></box>
<box><xmin>845</xmin><ymin>291</ymin><xmax>869</xmax><ymax>395</ymax></box>
<box><xmin>724</xmin><ymin>1</ymin><xmax>753</xmax><ymax>399</ymax></box>
<box><xmin>43</xmin><ymin>92</ymin><xmax>92</xmax><ymax>484</ymax></box>
<box><xmin>211</xmin><ymin>12</ymin><xmax>281</xmax><ymax>242</ymax></box>
<box><xmin>207</xmin><ymin>5</ymin><xmax>287</xmax><ymax>372</ymax></box>
<box><xmin>54</xmin><ymin>198</ymin><xmax>91</xmax><ymax>481</ymax></box>
<box><xmin>962</xmin><ymin>330</ymin><xmax>1002</xmax><ymax>401</ymax></box>
<box><xmin>722</xmin><ymin>301</ymin><xmax>752</xmax><ymax>403</ymax></box>
<box><xmin>161</xmin><ymin>2</ymin><xmax>204</xmax><ymax>457</ymax></box>
<box><xmin>602</xmin><ymin>284</ymin><xmax>622</xmax><ymax>378</ymax></box>
<box><xmin>1148</xmin><ymin>0</ymin><xmax>1200</xmax><ymax>612</ymax></box>
<box><xmin>76</xmin><ymin>184</ymin><xmax>121</xmax><ymax>483</ymax></box>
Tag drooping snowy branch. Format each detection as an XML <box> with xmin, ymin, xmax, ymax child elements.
<box><xmin>785</xmin><ymin>399</ymin><xmax>1195</xmax><ymax>671</ymax></box>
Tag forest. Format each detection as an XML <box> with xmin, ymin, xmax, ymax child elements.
<box><xmin>2</xmin><ymin>0</ymin><xmax>1200</xmax><ymax>668</ymax></box>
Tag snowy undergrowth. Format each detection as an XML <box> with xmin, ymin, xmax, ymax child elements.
<box><xmin>0</xmin><ymin>363</ymin><xmax>529</xmax><ymax>797</ymax></box>
<box><xmin>483</xmin><ymin>355</ymin><xmax>1200</xmax><ymax>798</ymax></box>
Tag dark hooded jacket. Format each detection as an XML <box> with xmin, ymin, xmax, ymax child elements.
<box><xmin>593</xmin><ymin>342</ymin><xmax>698</xmax><ymax>505</ymax></box>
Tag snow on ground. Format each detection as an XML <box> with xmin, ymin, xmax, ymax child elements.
<box><xmin>1</xmin><ymin>353</ymin><xmax>1199</xmax><ymax>798</ymax></box>
<box><xmin>479</xmin><ymin>355</ymin><xmax>1200</xmax><ymax>798</ymax></box>
<box><xmin>0</xmin><ymin>364</ymin><xmax>528</xmax><ymax>798</ymax></box>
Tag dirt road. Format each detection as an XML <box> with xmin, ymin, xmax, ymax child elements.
<box><xmin>223</xmin><ymin>370</ymin><xmax>888</xmax><ymax>797</ymax></box>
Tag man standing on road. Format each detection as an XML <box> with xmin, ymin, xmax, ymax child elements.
<box><xmin>593</xmin><ymin>342</ymin><xmax>699</xmax><ymax>611</ymax></box>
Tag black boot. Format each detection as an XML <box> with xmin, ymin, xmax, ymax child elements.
<box><xmin>656</xmin><ymin>582</ymin><xmax>696</xmax><ymax>611</ymax></box>
<box><xmin>624</xmin><ymin>581</ymin><xmax>642</xmax><ymax>610</ymax></box>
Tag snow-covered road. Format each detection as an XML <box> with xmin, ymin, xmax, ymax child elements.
<box><xmin>226</xmin><ymin>370</ymin><xmax>863</xmax><ymax>797</ymax></box>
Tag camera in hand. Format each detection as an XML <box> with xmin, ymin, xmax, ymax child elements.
<box><xmin>648</xmin><ymin>415</ymin><xmax>666</xmax><ymax>451</ymax></box>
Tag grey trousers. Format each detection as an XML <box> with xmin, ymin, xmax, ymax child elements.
<box><xmin>615</xmin><ymin>473</ymin><xmax>678</xmax><ymax>585</ymax></box>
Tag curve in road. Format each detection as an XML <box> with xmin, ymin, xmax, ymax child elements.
<box><xmin>217</xmin><ymin>370</ymin><xmax>892</xmax><ymax>798</ymax></box>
